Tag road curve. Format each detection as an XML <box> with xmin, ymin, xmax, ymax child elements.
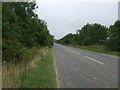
<box><xmin>54</xmin><ymin>44</ymin><xmax>118</xmax><ymax>88</ymax></box>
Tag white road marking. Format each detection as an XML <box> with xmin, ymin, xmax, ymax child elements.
<box><xmin>68</xmin><ymin>49</ymin><xmax>71</xmax><ymax>51</ymax></box>
<box><xmin>75</xmin><ymin>52</ymin><xmax>80</xmax><ymax>55</ymax></box>
<box><xmin>72</xmin><ymin>51</ymin><xmax>80</xmax><ymax>55</ymax></box>
<box><xmin>93</xmin><ymin>77</ymin><xmax>97</xmax><ymax>80</ymax></box>
<box><xmin>100</xmin><ymin>54</ymin><xmax>118</xmax><ymax>59</ymax></box>
<box><xmin>85</xmin><ymin>56</ymin><xmax>105</xmax><ymax>65</ymax></box>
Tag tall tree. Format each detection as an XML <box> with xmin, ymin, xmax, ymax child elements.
<box><xmin>105</xmin><ymin>20</ymin><xmax>120</xmax><ymax>51</ymax></box>
<box><xmin>2</xmin><ymin>2</ymin><xmax>54</xmax><ymax>63</ymax></box>
<box><xmin>77</xmin><ymin>23</ymin><xmax>108</xmax><ymax>45</ymax></box>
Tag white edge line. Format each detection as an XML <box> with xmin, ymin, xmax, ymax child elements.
<box><xmin>53</xmin><ymin>49</ymin><xmax>61</xmax><ymax>88</ymax></box>
<box><xmin>100</xmin><ymin>54</ymin><xmax>118</xmax><ymax>59</ymax></box>
<box><xmin>85</xmin><ymin>56</ymin><xmax>104</xmax><ymax>65</ymax></box>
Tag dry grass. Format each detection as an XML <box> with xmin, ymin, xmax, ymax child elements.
<box><xmin>29</xmin><ymin>47</ymin><xmax>48</xmax><ymax>68</ymax></box>
<box><xmin>2</xmin><ymin>47</ymin><xmax>48</xmax><ymax>88</ymax></box>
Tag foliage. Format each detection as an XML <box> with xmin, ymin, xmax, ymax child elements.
<box><xmin>14</xmin><ymin>48</ymin><xmax>56</xmax><ymax>88</ymax></box>
<box><xmin>56</xmin><ymin>33</ymin><xmax>78</xmax><ymax>45</ymax></box>
<box><xmin>77</xmin><ymin>23</ymin><xmax>108</xmax><ymax>45</ymax></box>
<box><xmin>56</xmin><ymin>21</ymin><xmax>120</xmax><ymax>52</ymax></box>
<box><xmin>3</xmin><ymin>47</ymin><xmax>56</xmax><ymax>88</ymax></box>
<box><xmin>2</xmin><ymin>2</ymin><xmax>54</xmax><ymax>63</ymax></box>
<box><xmin>105</xmin><ymin>20</ymin><xmax>120</xmax><ymax>51</ymax></box>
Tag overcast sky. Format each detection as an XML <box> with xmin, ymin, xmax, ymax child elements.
<box><xmin>36</xmin><ymin>0</ymin><xmax>118</xmax><ymax>39</ymax></box>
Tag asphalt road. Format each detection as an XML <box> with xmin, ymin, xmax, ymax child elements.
<box><xmin>54</xmin><ymin>44</ymin><xmax>118</xmax><ymax>88</ymax></box>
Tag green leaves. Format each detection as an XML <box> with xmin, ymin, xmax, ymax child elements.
<box><xmin>2</xmin><ymin>2</ymin><xmax>54</xmax><ymax>63</ymax></box>
<box><xmin>56</xmin><ymin>33</ymin><xmax>78</xmax><ymax>45</ymax></box>
<box><xmin>105</xmin><ymin>20</ymin><xmax>120</xmax><ymax>51</ymax></box>
<box><xmin>77</xmin><ymin>23</ymin><xmax>108</xmax><ymax>45</ymax></box>
<box><xmin>57</xmin><ymin>21</ymin><xmax>120</xmax><ymax>52</ymax></box>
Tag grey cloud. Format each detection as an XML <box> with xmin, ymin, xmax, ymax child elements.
<box><xmin>36</xmin><ymin>1</ymin><xmax>118</xmax><ymax>39</ymax></box>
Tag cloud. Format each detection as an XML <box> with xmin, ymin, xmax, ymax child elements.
<box><xmin>36</xmin><ymin>1</ymin><xmax>118</xmax><ymax>39</ymax></box>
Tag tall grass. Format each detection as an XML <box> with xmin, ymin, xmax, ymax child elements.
<box><xmin>14</xmin><ymin>48</ymin><xmax>56</xmax><ymax>88</ymax></box>
<box><xmin>3</xmin><ymin>47</ymin><xmax>56</xmax><ymax>88</ymax></box>
<box><xmin>2</xmin><ymin>46</ymin><xmax>41</xmax><ymax>88</ymax></box>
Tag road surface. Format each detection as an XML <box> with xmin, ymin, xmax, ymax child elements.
<box><xmin>54</xmin><ymin>44</ymin><xmax>118</xmax><ymax>88</ymax></box>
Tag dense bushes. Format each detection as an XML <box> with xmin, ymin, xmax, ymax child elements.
<box><xmin>105</xmin><ymin>20</ymin><xmax>120</xmax><ymax>51</ymax></box>
<box><xmin>2</xmin><ymin>2</ymin><xmax>54</xmax><ymax>63</ymax></box>
<box><xmin>105</xmin><ymin>36</ymin><xmax>119</xmax><ymax>51</ymax></box>
<box><xmin>56</xmin><ymin>21</ymin><xmax>120</xmax><ymax>52</ymax></box>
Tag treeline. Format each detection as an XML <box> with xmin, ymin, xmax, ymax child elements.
<box><xmin>2</xmin><ymin>2</ymin><xmax>54</xmax><ymax>63</ymax></box>
<box><xmin>56</xmin><ymin>21</ymin><xmax>120</xmax><ymax>52</ymax></box>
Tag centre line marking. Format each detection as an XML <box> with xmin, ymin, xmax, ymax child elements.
<box><xmin>73</xmin><ymin>51</ymin><xmax>75</xmax><ymax>53</ymax></box>
<box><xmin>68</xmin><ymin>49</ymin><xmax>71</xmax><ymax>51</ymax></box>
<box><xmin>72</xmin><ymin>51</ymin><xmax>80</xmax><ymax>55</ymax></box>
<box><xmin>84</xmin><ymin>56</ymin><xmax>104</xmax><ymax>65</ymax></box>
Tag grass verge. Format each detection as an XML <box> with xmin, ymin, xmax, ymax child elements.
<box><xmin>65</xmin><ymin>44</ymin><xmax>120</xmax><ymax>56</ymax></box>
<box><xmin>3</xmin><ymin>47</ymin><xmax>56</xmax><ymax>88</ymax></box>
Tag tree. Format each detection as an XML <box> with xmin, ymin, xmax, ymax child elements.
<box><xmin>105</xmin><ymin>20</ymin><xmax>120</xmax><ymax>51</ymax></box>
<box><xmin>77</xmin><ymin>23</ymin><xmax>108</xmax><ymax>45</ymax></box>
<box><xmin>56</xmin><ymin>33</ymin><xmax>78</xmax><ymax>45</ymax></box>
<box><xmin>2</xmin><ymin>2</ymin><xmax>54</xmax><ymax>63</ymax></box>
